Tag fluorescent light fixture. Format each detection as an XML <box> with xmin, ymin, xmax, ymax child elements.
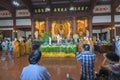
<box><xmin>70</xmin><ymin>6</ymin><xmax>74</xmax><ymax>11</ymax></box>
<box><xmin>45</xmin><ymin>7</ymin><xmax>50</xmax><ymax>12</ymax></box>
<box><xmin>13</xmin><ymin>0</ymin><xmax>20</xmax><ymax>6</ymax></box>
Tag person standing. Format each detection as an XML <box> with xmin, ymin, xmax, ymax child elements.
<box><xmin>89</xmin><ymin>37</ymin><xmax>94</xmax><ymax>52</ymax></box>
<box><xmin>25</xmin><ymin>39</ymin><xmax>31</xmax><ymax>55</ymax></box>
<box><xmin>20</xmin><ymin>50</ymin><xmax>50</xmax><ymax>80</ymax></box>
<box><xmin>8</xmin><ymin>40</ymin><xmax>14</xmax><ymax>63</ymax></box>
<box><xmin>73</xmin><ymin>33</ymin><xmax>79</xmax><ymax>45</ymax></box>
<box><xmin>1</xmin><ymin>39</ymin><xmax>9</xmax><ymax>60</ymax></box>
<box><xmin>76</xmin><ymin>44</ymin><xmax>96</xmax><ymax>80</ymax></box>
<box><xmin>111</xmin><ymin>38</ymin><xmax>116</xmax><ymax>52</ymax></box>
<box><xmin>115</xmin><ymin>37</ymin><xmax>120</xmax><ymax>57</ymax></box>
<box><xmin>78</xmin><ymin>38</ymin><xmax>83</xmax><ymax>53</ymax></box>
<box><xmin>20</xmin><ymin>38</ymin><xmax>25</xmax><ymax>56</ymax></box>
<box><xmin>97</xmin><ymin>38</ymin><xmax>102</xmax><ymax>53</ymax></box>
<box><xmin>3</xmin><ymin>39</ymin><xmax>9</xmax><ymax>54</ymax></box>
<box><xmin>12</xmin><ymin>38</ymin><xmax>20</xmax><ymax>58</ymax></box>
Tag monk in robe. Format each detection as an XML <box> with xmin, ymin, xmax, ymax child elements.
<box><xmin>83</xmin><ymin>37</ymin><xmax>93</xmax><ymax>52</ymax></box>
<box><xmin>78</xmin><ymin>39</ymin><xmax>83</xmax><ymax>52</ymax></box>
<box><xmin>20</xmin><ymin>38</ymin><xmax>25</xmax><ymax>56</ymax></box>
<box><xmin>83</xmin><ymin>37</ymin><xmax>90</xmax><ymax>44</ymax></box>
<box><xmin>89</xmin><ymin>38</ymin><xmax>94</xmax><ymax>52</ymax></box>
<box><xmin>12</xmin><ymin>38</ymin><xmax>20</xmax><ymax>58</ymax></box>
<box><xmin>25</xmin><ymin>39</ymin><xmax>31</xmax><ymax>55</ymax></box>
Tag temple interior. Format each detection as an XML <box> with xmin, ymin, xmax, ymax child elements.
<box><xmin>0</xmin><ymin>0</ymin><xmax>120</xmax><ymax>80</ymax></box>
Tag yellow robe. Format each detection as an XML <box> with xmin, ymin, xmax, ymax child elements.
<box><xmin>25</xmin><ymin>41</ymin><xmax>31</xmax><ymax>54</ymax></box>
<box><xmin>20</xmin><ymin>41</ymin><xmax>25</xmax><ymax>56</ymax></box>
<box><xmin>83</xmin><ymin>40</ymin><xmax>90</xmax><ymax>44</ymax></box>
<box><xmin>12</xmin><ymin>40</ymin><xmax>20</xmax><ymax>58</ymax></box>
<box><xmin>78</xmin><ymin>41</ymin><xmax>82</xmax><ymax>52</ymax></box>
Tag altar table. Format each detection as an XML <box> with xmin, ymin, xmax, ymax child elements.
<box><xmin>40</xmin><ymin>44</ymin><xmax>77</xmax><ymax>57</ymax></box>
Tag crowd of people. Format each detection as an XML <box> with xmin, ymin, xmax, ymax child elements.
<box><xmin>12</xmin><ymin>37</ymin><xmax>32</xmax><ymax>58</ymax></box>
<box><xmin>0</xmin><ymin>36</ymin><xmax>32</xmax><ymax>61</ymax></box>
<box><xmin>0</xmin><ymin>35</ymin><xmax>120</xmax><ymax>80</ymax></box>
<box><xmin>20</xmin><ymin>42</ymin><xmax>120</xmax><ymax>80</ymax></box>
<box><xmin>76</xmin><ymin>36</ymin><xmax>120</xmax><ymax>80</ymax></box>
<box><xmin>1</xmin><ymin>39</ymin><xmax>13</xmax><ymax>61</ymax></box>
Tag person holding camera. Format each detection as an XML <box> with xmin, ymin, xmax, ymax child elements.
<box><xmin>76</xmin><ymin>44</ymin><xmax>96</xmax><ymax>80</ymax></box>
<box><xmin>100</xmin><ymin>52</ymin><xmax>120</xmax><ymax>80</ymax></box>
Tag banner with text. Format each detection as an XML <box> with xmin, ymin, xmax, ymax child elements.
<box><xmin>93</xmin><ymin>5</ymin><xmax>111</xmax><ymax>13</ymax></box>
<box><xmin>16</xmin><ymin>9</ymin><xmax>30</xmax><ymax>17</ymax></box>
<box><xmin>0</xmin><ymin>10</ymin><xmax>12</xmax><ymax>17</ymax></box>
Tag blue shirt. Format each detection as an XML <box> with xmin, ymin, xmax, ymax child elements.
<box><xmin>76</xmin><ymin>51</ymin><xmax>96</xmax><ymax>80</ymax></box>
<box><xmin>1</xmin><ymin>41</ymin><xmax>8</xmax><ymax>51</ymax></box>
<box><xmin>20</xmin><ymin>64</ymin><xmax>50</xmax><ymax>80</ymax></box>
<box><xmin>115</xmin><ymin>40</ymin><xmax>120</xmax><ymax>57</ymax></box>
<box><xmin>9</xmin><ymin>41</ymin><xmax>13</xmax><ymax>52</ymax></box>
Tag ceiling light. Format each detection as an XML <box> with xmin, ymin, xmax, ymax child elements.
<box><xmin>13</xmin><ymin>0</ymin><xmax>20</xmax><ymax>6</ymax></box>
<box><xmin>45</xmin><ymin>7</ymin><xmax>50</xmax><ymax>12</ymax></box>
<box><xmin>70</xmin><ymin>6</ymin><xmax>74</xmax><ymax>11</ymax></box>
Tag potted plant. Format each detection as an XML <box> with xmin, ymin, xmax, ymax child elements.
<box><xmin>41</xmin><ymin>32</ymin><xmax>50</xmax><ymax>44</ymax></box>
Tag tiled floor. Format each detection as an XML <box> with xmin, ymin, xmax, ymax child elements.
<box><xmin>0</xmin><ymin>52</ymin><xmax>104</xmax><ymax>80</ymax></box>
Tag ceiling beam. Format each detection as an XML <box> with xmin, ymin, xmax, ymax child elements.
<box><xmin>112</xmin><ymin>0</ymin><xmax>120</xmax><ymax>9</ymax></box>
<box><xmin>20</xmin><ymin>0</ymin><xmax>32</xmax><ymax>13</ymax></box>
<box><xmin>0</xmin><ymin>0</ymin><xmax>15</xmax><ymax>15</ymax></box>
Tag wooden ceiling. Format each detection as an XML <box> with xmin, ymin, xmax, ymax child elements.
<box><xmin>0</xmin><ymin>0</ymin><xmax>120</xmax><ymax>15</ymax></box>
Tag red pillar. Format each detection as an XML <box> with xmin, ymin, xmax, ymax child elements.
<box><xmin>31</xmin><ymin>18</ymin><xmax>35</xmax><ymax>39</ymax></box>
<box><xmin>46</xmin><ymin>18</ymin><xmax>49</xmax><ymax>33</ymax></box>
<box><xmin>13</xmin><ymin>14</ymin><xmax>17</xmax><ymax>38</ymax></box>
<box><xmin>110</xmin><ymin>5</ymin><xmax>115</xmax><ymax>41</ymax></box>
<box><xmin>88</xmin><ymin>16</ymin><xmax>93</xmax><ymax>38</ymax></box>
<box><xmin>72</xmin><ymin>17</ymin><xmax>76</xmax><ymax>34</ymax></box>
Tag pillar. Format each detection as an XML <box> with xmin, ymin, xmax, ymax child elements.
<box><xmin>88</xmin><ymin>16</ymin><xmax>93</xmax><ymax>38</ymax></box>
<box><xmin>110</xmin><ymin>4</ymin><xmax>115</xmax><ymax>41</ymax></box>
<box><xmin>13</xmin><ymin>13</ymin><xmax>17</xmax><ymax>38</ymax></box>
<box><xmin>46</xmin><ymin>18</ymin><xmax>50</xmax><ymax>33</ymax></box>
<box><xmin>72</xmin><ymin>17</ymin><xmax>76</xmax><ymax>34</ymax></box>
<box><xmin>31</xmin><ymin>18</ymin><xmax>35</xmax><ymax>39</ymax></box>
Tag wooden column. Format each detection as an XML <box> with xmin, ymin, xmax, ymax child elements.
<box><xmin>46</xmin><ymin>18</ymin><xmax>49</xmax><ymax>33</ymax></box>
<box><xmin>72</xmin><ymin>17</ymin><xmax>76</xmax><ymax>34</ymax></box>
<box><xmin>13</xmin><ymin>13</ymin><xmax>17</xmax><ymax>38</ymax></box>
<box><xmin>31</xmin><ymin>18</ymin><xmax>35</xmax><ymax>39</ymax></box>
<box><xmin>88</xmin><ymin>16</ymin><xmax>93</xmax><ymax>38</ymax></box>
<box><xmin>110</xmin><ymin>4</ymin><xmax>115</xmax><ymax>41</ymax></box>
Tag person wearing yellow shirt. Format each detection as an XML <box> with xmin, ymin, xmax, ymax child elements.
<box><xmin>12</xmin><ymin>38</ymin><xmax>20</xmax><ymax>58</ymax></box>
<box><xmin>20</xmin><ymin>38</ymin><xmax>25</xmax><ymax>56</ymax></box>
